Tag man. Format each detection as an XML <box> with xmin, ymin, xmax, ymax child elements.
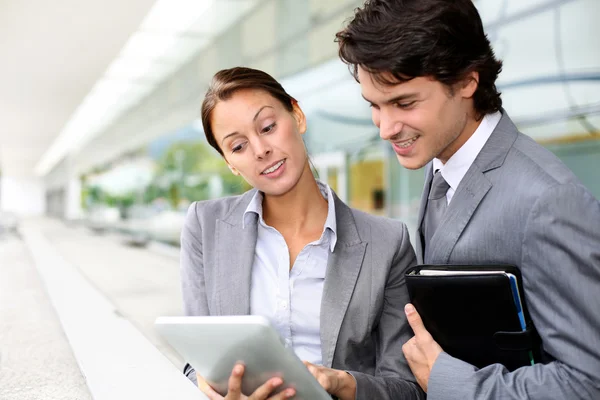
<box><xmin>336</xmin><ymin>0</ymin><xmax>600</xmax><ymax>398</ymax></box>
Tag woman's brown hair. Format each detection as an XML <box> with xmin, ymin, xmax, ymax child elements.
<box><xmin>201</xmin><ymin>67</ymin><xmax>296</xmax><ymax>156</ymax></box>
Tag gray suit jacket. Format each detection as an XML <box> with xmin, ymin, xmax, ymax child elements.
<box><xmin>415</xmin><ymin>111</ymin><xmax>600</xmax><ymax>399</ymax></box>
<box><xmin>180</xmin><ymin>189</ymin><xmax>425</xmax><ymax>400</ymax></box>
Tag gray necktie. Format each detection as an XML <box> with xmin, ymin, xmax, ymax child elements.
<box><xmin>423</xmin><ymin>170</ymin><xmax>450</xmax><ymax>252</ymax></box>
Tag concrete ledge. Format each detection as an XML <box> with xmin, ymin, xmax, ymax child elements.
<box><xmin>20</xmin><ymin>221</ymin><xmax>203</xmax><ymax>400</ymax></box>
<box><xmin>0</xmin><ymin>236</ymin><xmax>91</xmax><ymax>400</ymax></box>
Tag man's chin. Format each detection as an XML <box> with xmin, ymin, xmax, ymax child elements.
<box><xmin>396</xmin><ymin>154</ymin><xmax>429</xmax><ymax>170</ymax></box>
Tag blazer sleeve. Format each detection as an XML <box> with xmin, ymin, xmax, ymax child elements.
<box><xmin>427</xmin><ymin>183</ymin><xmax>600</xmax><ymax>399</ymax></box>
<box><xmin>180</xmin><ymin>201</ymin><xmax>208</xmax><ymax>385</ymax></box>
<box><xmin>349</xmin><ymin>223</ymin><xmax>426</xmax><ymax>400</ymax></box>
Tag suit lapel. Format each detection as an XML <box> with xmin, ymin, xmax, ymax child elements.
<box><xmin>424</xmin><ymin>110</ymin><xmax>519</xmax><ymax>263</ymax></box>
<box><xmin>214</xmin><ymin>191</ymin><xmax>258</xmax><ymax>315</ymax></box>
<box><xmin>416</xmin><ymin>164</ymin><xmax>433</xmax><ymax>264</ymax></box>
<box><xmin>320</xmin><ymin>195</ymin><xmax>366</xmax><ymax>368</ymax></box>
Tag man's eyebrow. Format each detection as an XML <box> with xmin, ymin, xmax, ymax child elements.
<box><xmin>361</xmin><ymin>93</ymin><xmax>418</xmax><ymax>105</ymax></box>
<box><xmin>385</xmin><ymin>93</ymin><xmax>418</xmax><ymax>104</ymax></box>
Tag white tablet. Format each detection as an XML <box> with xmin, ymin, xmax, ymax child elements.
<box><xmin>155</xmin><ymin>315</ymin><xmax>331</xmax><ymax>399</ymax></box>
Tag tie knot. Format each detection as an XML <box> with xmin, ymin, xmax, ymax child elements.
<box><xmin>429</xmin><ymin>170</ymin><xmax>450</xmax><ymax>200</ymax></box>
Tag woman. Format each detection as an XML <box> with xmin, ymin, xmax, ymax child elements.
<box><xmin>181</xmin><ymin>67</ymin><xmax>423</xmax><ymax>400</ymax></box>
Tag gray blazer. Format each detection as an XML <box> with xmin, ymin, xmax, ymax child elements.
<box><xmin>415</xmin><ymin>111</ymin><xmax>600</xmax><ymax>399</ymax></box>
<box><xmin>180</xmin><ymin>190</ymin><xmax>424</xmax><ymax>400</ymax></box>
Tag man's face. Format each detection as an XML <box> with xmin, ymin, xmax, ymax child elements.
<box><xmin>358</xmin><ymin>66</ymin><xmax>477</xmax><ymax>169</ymax></box>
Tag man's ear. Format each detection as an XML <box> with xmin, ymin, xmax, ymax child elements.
<box><xmin>460</xmin><ymin>71</ymin><xmax>479</xmax><ymax>99</ymax></box>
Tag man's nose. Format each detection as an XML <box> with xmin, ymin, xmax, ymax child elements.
<box><xmin>379</xmin><ymin>114</ymin><xmax>403</xmax><ymax>141</ymax></box>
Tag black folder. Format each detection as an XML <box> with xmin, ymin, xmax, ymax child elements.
<box><xmin>406</xmin><ymin>265</ymin><xmax>541</xmax><ymax>371</ymax></box>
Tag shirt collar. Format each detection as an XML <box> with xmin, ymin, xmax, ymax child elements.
<box><xmin>432</xmin><ymin>111</ymin><xmax>502</xmax><ymax>190</ymax></box>
<box><xmin>243</xmin><ymin>180</ymin><xmax>338</xmax><ymax>252</ymax></box>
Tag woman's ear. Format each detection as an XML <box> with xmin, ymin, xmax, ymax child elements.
<box><xmin>227</xmin><ymin>163</ymin><xmax>240</xmax><ymax>176</ymax></box>
<box><xmin>292</xmin><ymin>101</ymin><xmax>307</xmax><ymax>135</ymax></box>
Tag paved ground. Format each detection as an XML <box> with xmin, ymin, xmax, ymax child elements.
<box><xmin>41</xmin><ymin>221</ymin><xmax>185</xmax><ymax>370</ymax></box>
<box><xmin>0</xmin><ymin>233</ymin><xmax>92</xmax><ymax>400</ymax></box>
<box><xmin>0</xmin><ymin>219</ymin><xmax>195</xmax><ymax>399</ymax></box>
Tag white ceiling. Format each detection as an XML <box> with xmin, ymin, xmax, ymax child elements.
<box><xmin>34</xmin><ymin>0</ymin><xmax>261</xmax><ymax>177</ymax></box>
<box><xmin>0</xmin><ymin>0</ymin><xmax>157</xmax><ymax>178</ymax></box>
<box><xmin>1</xmin><ymin>0</ymin><xmax>597</xmax><ymax>181</ymax></box>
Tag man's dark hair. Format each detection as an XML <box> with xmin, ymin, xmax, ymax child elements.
<box><xmin>336</xmin><ymin>0</ymin><xmax>503</xmax><ymax>119</ymax></box>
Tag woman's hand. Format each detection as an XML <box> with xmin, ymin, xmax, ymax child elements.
<box><xmin>196</xmin><ymin>363</ymin><xmax>296</xmax><ymax>400</ymax></box>
<box><xmin>303</xmin><ymin>361</ymin><xmax>356</xmax><ymax>400</ymax></box>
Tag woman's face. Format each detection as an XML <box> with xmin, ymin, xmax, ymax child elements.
<box><xmin>211</xmin><ymin>88</ymin><xmax>308</xmax><ymax>196</ymax></box>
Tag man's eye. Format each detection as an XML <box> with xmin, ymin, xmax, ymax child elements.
<box><xmin>395</xmin><ymin>101</ymin><xmax>416</xmax><ymax>109</ymax></box>
<box><xmin>262</xmin><ymin>123</ymin><xmax>276</xmax><ymax>134</ymax></box>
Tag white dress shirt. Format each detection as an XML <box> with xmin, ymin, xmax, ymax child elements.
<box><xmin>433</xmin><ymin>111</ymin><xmax>502</xmax><ymax>204</ymax></box>
<box><xmin>243</xmin><ymin>181</ymin><xmax>337</xmax><ymax>365</ymax></box>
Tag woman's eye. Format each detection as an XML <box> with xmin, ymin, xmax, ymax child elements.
<box><xmin>261</xmin><ymin>123</ymin><xmax>276</xmax><ymax>134</ymax></box>
<box><xmin>231</xmin><ymin>143</ymin><xmax>244</xmax><ymax>153</ymax></box>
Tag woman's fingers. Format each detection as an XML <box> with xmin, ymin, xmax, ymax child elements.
<box><xmin>226</xmin><ymin>364</ymin><xmax>245</xmax><ymax>399</ymax></box>
<box><xmin>266</xmin><ymin>386</ymin><xmax>296</xmax><ymax>399</ymax></box>
<box><xmin>247</xmin><ymin>377</ymin><xmax>283</xmax><ymax>399</ymax></box>
<box><xmin>207</xmin><ymin>363</ymin><xmax>296</xmax><ymax>399</ymax></box>
<box><xmin>197</xmin><ymin>372</ymin><xmax>224</xmax><ymax>400</ymax></box>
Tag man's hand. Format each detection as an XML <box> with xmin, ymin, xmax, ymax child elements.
<box><xmin>402</xmin><ymin>303</ymin><xmax>443</xmax><ymax>393</ymax></box>
<box><xmin>303</xmin><ymin>361</ymin><xmax>356</xmax><ymax>400</ymax></box>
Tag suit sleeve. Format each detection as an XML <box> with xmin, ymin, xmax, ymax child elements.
<box><xmin>349</xmin><ymin>223</ymin><xmax>426</xmax><ymax>400</ymax></box>
<box><xmin>427</xmin><ymin>183</ymin><xmax>600</xmax><ymax>399</ymax></box>
<box><xmin>180</xmin><ymin>201</ymin><xmax>208</xmax><ymax>385</ymax></box>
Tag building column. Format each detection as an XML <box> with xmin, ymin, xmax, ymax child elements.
<box><xmin>63</xmin><ymin>156</ymin><xmax>83</xmax><ymax>221</ymax></box>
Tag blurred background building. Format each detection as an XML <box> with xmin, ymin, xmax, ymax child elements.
<box><xmin>1</xmin><ymin>0</ymin><xmax>598</xmax><ymax>243</ymax></box>
<box><xmin>0</xmin><ymin>0</ymin><xmax>598</xmax><ymax>398</ymax></box>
